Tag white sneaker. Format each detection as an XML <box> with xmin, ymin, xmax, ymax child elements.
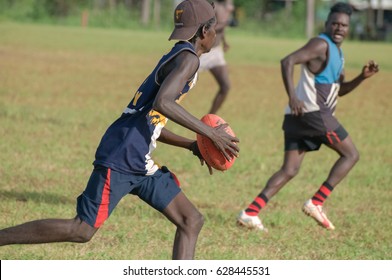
<box><xmin>302</xmin><ymin>199</ymin><xmax>335</xmax><ymax>230</ymax></box>
<box><xmin>237</xmin><ymin>210</ymin><xmax>268</xmax><ymax>232</ymax></box>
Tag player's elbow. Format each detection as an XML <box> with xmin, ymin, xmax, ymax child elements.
<box><xmin>153</xmin><ymin>97</ymin><xmax>170</xmax><ymax>115</ymax></box>
<box><xmin>338</xmin><ymin>88</ymin><xmax>347</xmax><ymax>97</ymax></box>
<box><xmin>280</xmin><ymin>56</ymin><xmax>292</xmax><ymax>70</ymax></box>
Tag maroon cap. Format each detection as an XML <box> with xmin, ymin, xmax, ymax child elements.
<box><xmin>168</xmin><ymin>0</ymin><xmax>215</xmax><ymax>41</ymax></box>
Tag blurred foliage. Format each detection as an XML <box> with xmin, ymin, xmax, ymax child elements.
<box><xmin>234</xmin><ymin>0</ymin><xmax>308</xmax><ymax>38</ymax></box>
<box><xmin>0</xmin><ymin>0</ymin><xmax>314</xmax><ymax>38</ymax></box>
<box><xmin>1</xmin><ymin>0</ymin><xmax>386</xmax><ymax>40</ymax></box>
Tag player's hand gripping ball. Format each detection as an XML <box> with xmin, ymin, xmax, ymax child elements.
<box><xmin>196</xmin><ymin>114</ymin><xmax>236</xmax><ymax>171</ymax></box>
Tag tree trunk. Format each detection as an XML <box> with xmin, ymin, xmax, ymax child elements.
<box><xmin>109</xmin><ymin>0</ymin><xmax>117</xmax><ymax>12</ymax></box>
<box><xmin>285</xmin><ymin>0</ymin><xmax>293</xmax><ymax>18</ymax></box>
<box><xmin>306</xmin><ymin>0</ymin><xmax>315</xmax><ymax>39</ymax></box>
<box><xmin>141</xmin><ymin>0</ymin><xmax>151</xmax><ymax>26</ymax></box>
<box><xmin>153</xmin><ymin>0</ymin><xmax>161</xmax><ymax>26</ymax></box>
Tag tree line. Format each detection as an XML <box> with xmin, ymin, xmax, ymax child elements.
<box><xmin>0</xmin><ymin>0</ymin><xmax>357</xmax><ymax>39</ymax></box>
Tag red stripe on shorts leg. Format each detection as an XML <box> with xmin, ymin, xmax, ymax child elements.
<box><xmin>170</xmin><ymin>172</ymin><xmax>181</xmax><ymax>187</ymax></box>
<box><xmin>332</xmin><ymin>131</ymin><xmax>341</xmax><ymax>143</ymax></box>
<box><xmin>94</xmin><ymin>168</ymin><xmax>111</xmax><ymax>228</ymax></box>
<box><xmin>326</xmin><ymin>132</ymin><xmax>333</xmax><ymax>144</ymax></box>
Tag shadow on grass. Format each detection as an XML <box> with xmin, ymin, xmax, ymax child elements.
<box><xmin>0</xmin><ymin>190</ymin><xmax>74</xmax><ymax>205</ymax></box>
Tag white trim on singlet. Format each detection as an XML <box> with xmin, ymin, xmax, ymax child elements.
<box><xmin>285</xmin><ymin>65</ymin><xmax>320</xmax><ymax>114</ymax></box>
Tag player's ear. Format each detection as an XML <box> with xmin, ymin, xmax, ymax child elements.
<box><xmin>200</xmin><ymin>25</ymin><xmax>207</xmax><ymax>39</ymax></box>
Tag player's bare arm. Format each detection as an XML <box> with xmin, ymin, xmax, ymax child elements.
<box><xmin>222</xmin><ymin>34</ymin><xmax>229</xmax><ymax>52</ymax></box>
<box><xmin>214</xmin><ymin>3</ymin><xmax>230</xmax><ymax>35</ymax></box>
<box><xmin>338</xmin><ymin>60</ymin><xmax>379</xmax><ymax>96</ymax></box>
<box><xmin>153</xmin><ymin>51</ymin><xmax>239</xmax><ymax>160</ymax></box>
<box><xmin>158</xmin><ymin>127</ymin><xmax>195</xmax><ymax>149</ymax></box>
<box><xmin>158</xmin><ymin>128</ymin><xmax>213</xmax><ymax>174</ymax></box>
<box><xmin>280</xmin><ymin>38</ymin><xmax>328</xmax><ymax>116</ymax></box>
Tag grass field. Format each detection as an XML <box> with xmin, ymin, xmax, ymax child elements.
<box><xmin>0</xmin><ymin>22</ymin><xmax>391</xmax><ymax>260</ymax></box>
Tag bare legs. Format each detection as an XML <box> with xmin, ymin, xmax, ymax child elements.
<box><xmin>258</xmin><ymin>136</ymin><xmax>359</xmax><ymax>201</ymax></box>
<box><xmin>208</xmin><ymin>65</ymin><xmax>230</xmax><ymax>114</ymax></box>
<box><xmin>0</xmin><ymin>192</ymin><xmax>203</xmax><ymax>260</ymax></box>
<box><xmin>0</xmin><ymin>194</ymin><xmax>203</xmax><ymax>260</ymax></box>
<box><xmin>261</xmin><ymin>149</ymin><xmax>306</xmax><ymax>199</ymax></box>
<box><xmin>0</xmin><ymin>137</ymin><xmax>359</xmax><ymax>255</ymax></box>
<box><xmin>324</xmin><ymin>136</ymin><xmax>359</xmax><ymax>187</ymax></box>
<box><xmin>162</xmin><ymin>192</ymin><xmax>204</xmax><ymax>260</ymax></box>
<box><xmin>0</xmin><ymin>216</ymin><xmax>97</xmax><ymax>246</ymax></box>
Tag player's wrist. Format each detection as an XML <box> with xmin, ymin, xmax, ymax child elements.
<box><xmin>358</xmin><ymin>72</ymin><xmax>367</xmax><ymax>81</ymax></box>
<box><xmin>188</xmin><ymin>141</ymin><xmax>197</xmax><ymax>151</ymax></box>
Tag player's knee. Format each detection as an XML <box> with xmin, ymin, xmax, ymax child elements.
<box><xmin>220</xmin><ymin>81</ymin><xmax>230</xmax><ymax>94</ymax></box>
<box><xmin>182</xmin><ymin>211</ymin><xmax>204</xmax><ymax>234</ymax></box>
<box><xmin>190</xmin><ymin>212</ymin><xmax>204</xmax><ymax>232</ymax></box>
<box><xmin>344</xmin><ymin>147</ymin><xmax>360</xmax><ymax>166</ymax></box>
<box><xmin>74</xmin><ymin>230</ymin><xmax>95</xmax><ymax>243</ymax></box>
<box><xmin>282</xmin><ymin>166</ymin><xmax>300</xmax><ymax>179</ymax></box>
<box><xmin>350</xmin><ymin>149</ymin><xmax>360</xmax><ymax>165</ymax></box>
<box><xmin>69</xmin><ymin>219</ymin><xmax>96</xmax><ymax>243</ymax></box>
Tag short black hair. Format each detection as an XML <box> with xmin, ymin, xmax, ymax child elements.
<box><xmin>189</xmin><ymin>16</ymin><xmax>216</xmax><ymax>43</ymax></box>
<box><xmin>328</xmin><ymin>2</ymin><xmax>353</xmax><ymax>18</ymax></box>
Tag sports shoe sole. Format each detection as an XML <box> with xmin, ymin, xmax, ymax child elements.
<box><xmin>302</xmin><ymin>205</ymin><xmax>335</xmax><ymax>230</ymax></box>
<box><xmin>236</xmin><ymin>219</ymin><xmax>268</xmax><ymax>233</ymax></box>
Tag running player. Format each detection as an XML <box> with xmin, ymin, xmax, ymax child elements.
<box><xmin>199</xmin><ymin>0</ymin><xmax>234</xmax><ymax>114</ymax></box>
<box><xmin>237</xmin><ymin>2</ymin><xmax>379</xmax><ymax>231</ymax></box>
<box><xmin>0</xmin><ymin>0</ymin><xmax>239</xmax><ymax>260</ymax></box>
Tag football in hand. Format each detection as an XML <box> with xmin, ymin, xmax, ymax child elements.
<box><xmin>196</xmin><ymin>114</ymin><xmax>236</xmax><ymax>171</ymax></box>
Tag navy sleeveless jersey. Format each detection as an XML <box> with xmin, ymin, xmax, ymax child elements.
<box><xmin>94</xmin><ymin>41</ymin><xmax>198</xmax><ymax>175</ymax></box>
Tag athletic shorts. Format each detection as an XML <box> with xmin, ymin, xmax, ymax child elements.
<box><xmin>199</xmin><ymin>45</ymin><xmax>226</xmax><ymax>71</ymax></box>
<box><xmin>76</xmin><ymin>165</ymin><xmax>181</xmax><ymax>228</ymax></box>
<box><xmin>284</xmin><ymin>125</ymin><xmax>349</xmax><ymax>152</ymax></box>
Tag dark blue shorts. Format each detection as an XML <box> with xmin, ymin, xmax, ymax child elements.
<box><xmin>284</xmin><ymin>125</ymin><xmax>349</xmax><ymax>152</ymax></box>
<box><xmin>76</xmin><ymin>166</ymin><xmax>181</xmax><ymax>228</ymax></box>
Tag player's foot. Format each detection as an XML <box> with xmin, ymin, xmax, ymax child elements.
<box><xmin>302</xmin><ymin>199</ymin><xmax>335</xmax><ymax>230</ymax></box>
<box><xmin>237</xmin><ymin>210</ymin><xmax>268</xmax><ymax>232</ymax></box>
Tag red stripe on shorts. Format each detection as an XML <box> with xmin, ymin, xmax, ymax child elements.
<box><xmin>326</xmin><ymin>132</ymin><xmax>333</xmax><ymax>144</ymax></box>
<box><xmin>94</xmin><ymin>168</ymin><xmax>111</xmax><ymax>228</ymax></box>
<box><xmin>170</xmin><ymin>172</ymin><xmax>181</xmax><ymax>187</ymax></box>
<box><xmin>332</xmin><ymin>131</ymin><xmax>341</xmax><ymax>143</ymax></box>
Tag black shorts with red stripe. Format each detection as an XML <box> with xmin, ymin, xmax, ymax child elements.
<box><xmin>284</xmin><ymin>125</ymin><xmax>348</xmax><ymax>152</ymax></box>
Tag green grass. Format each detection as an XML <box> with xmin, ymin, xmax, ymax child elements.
<box><xmin>0</xmin><ymin>22</ymin><xmax>391</xmax><ymax>260</ymax></box>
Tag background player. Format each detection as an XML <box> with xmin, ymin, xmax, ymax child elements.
<box><xmin>237</xmin><ymin>2</ymin><xmax>379</xmax><ymax>231</ymax></box>
<box><xmin>199</xmin><ymin>0</ymin><xmax>235</xmax><ymax>114</ymax></box>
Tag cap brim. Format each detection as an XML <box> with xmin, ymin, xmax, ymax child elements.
<box><xmin>168</xmin><ymin>26</ymin><xmax>199</xmax><ymax>41</ymax></box>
